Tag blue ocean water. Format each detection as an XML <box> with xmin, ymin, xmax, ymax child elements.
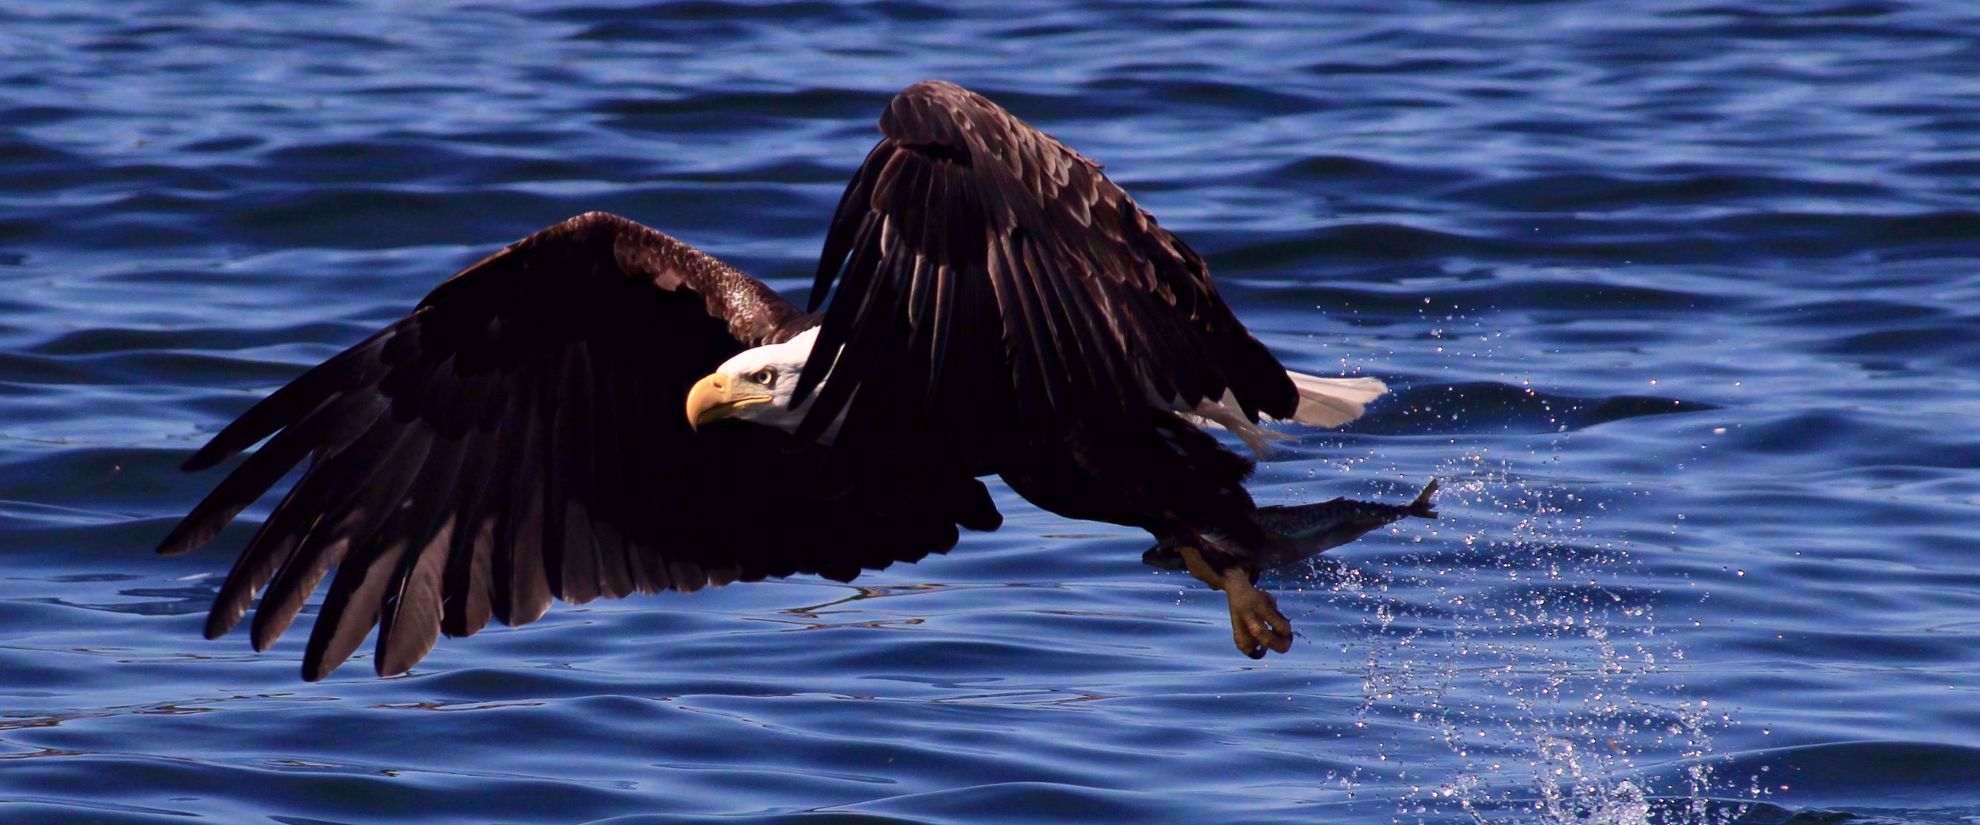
<box><xmin>4</xmin><ymin>1</ymin><xmax>1978</xmax><ymax>822</ymax></box>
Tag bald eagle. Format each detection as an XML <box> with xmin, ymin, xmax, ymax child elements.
<box><xmin>159</xmin><ymin>81</ymin><xmax>1418</xmax><ymax>680</ymax></box>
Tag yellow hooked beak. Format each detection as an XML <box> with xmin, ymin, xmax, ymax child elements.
<box><xmin>685</xmin><ymin>372</ymin><xmax>771</xmax><ymax>430</ymax></box>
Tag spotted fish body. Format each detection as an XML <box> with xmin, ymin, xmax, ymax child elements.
<box><xmin>1142</xmin><ymin>479</ymin><xmax>1440</xmax><ymax>572</ymax></box>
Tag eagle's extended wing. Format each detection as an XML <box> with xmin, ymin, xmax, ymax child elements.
<box><xmin>160</xmin><ymin>212</ymin><xmax>998</xmax><ymax>680</ymax></box>
<box><xmin>794</xmin><ymin>81</ymin><xmax>1297</xmax><ymax>488</ymax></box>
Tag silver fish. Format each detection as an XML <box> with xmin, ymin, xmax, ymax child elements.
<box><xmin>1142</xmin><ymin>478</ymin><xmax>1440</xmax><ymax>571</ymax></box>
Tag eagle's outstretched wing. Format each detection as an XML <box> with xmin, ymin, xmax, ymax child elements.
<box><xmin>160</xmin><ymin>212</ymin><xmax>998</xmax><ymax>680</ymax></box>
<box><xmin>795</xmin><ymin>81</ymin><xmax>1297</xmax><ymax>490</ymax></box>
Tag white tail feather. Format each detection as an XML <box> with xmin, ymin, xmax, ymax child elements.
<box><xmin>1283</xmin><ymin>371</ymin><xmax>1387</xmax><ymax>428</ymax></box>
<box><xmin>1179</xmin><ymin>371</ymin><xmax>1387</xmax><ymax>458</ymax></box>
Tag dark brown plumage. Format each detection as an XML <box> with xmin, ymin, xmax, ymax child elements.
<box><xmin>162</xmin><ymin>80</ymin><xmax>1370</xmax><ymax>677</ymax></box>
<box><xmin>160</xmin><ymin>213</ymin><xmax>998</xmax><ymax>680</ymax></box>
<box><xmin>798</xmin><ymin>80</ymin><xmax>1296</xmax><ymax>550</ymax></box>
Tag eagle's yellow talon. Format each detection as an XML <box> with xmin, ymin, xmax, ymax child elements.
<box><xmin>1177</xmin><ymin>545</ymin><xmax>1295</xmax><ymax>658</ymax></box>
<box><xmin>1228</xmin><ymin>584</ymin><xmax>1292</xmax><ymax>656</ymax></box>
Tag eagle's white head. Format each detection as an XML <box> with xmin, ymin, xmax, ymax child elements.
<box><xmin>683</xmin><ymin>326</ymin><xmax>824</xmax><ymax>437</ymax></box>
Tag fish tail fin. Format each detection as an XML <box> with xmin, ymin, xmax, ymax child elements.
<box><xmin>1407</xmin><ymin>478</ymin><xmax>1440</xmax><ymax>519</ymax></box>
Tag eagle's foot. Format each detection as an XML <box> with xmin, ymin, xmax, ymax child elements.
<box><xmin>1175</xmin><ymin>545</ymin><xmax>1294</xmax><ymax>658</ymax></box>
<box><xmin>1224</xmin><ymin>573</ymin><xmax>1293</xmax><ymax>658</ymax></box>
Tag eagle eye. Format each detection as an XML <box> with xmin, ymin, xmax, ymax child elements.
<box><xmin>748</xmin><ymin>367</ymin><xmax>776</xmax><ymax>385</ymax></box>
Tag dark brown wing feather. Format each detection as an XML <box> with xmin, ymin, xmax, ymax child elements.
<box><xmin>794</xmin><ymin>81</ymin><xmax>1296</xmax><ymax>489</ymax></box>
<box><xmin>159</xmin><ymin>212</ymin><xmax>1000</xmax><ymax>680</ymax></box>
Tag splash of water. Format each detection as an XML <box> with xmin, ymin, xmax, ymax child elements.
<box><xmin>1296</xmin><ymin>457</ymin><xmax>1743</xmax><ymax>824</ymax></box>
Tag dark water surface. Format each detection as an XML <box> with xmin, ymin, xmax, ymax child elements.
<box><xmin>4</xmin><ymin>1</ymin><xmax>1979</xmax><ymax>822</ymax></box>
